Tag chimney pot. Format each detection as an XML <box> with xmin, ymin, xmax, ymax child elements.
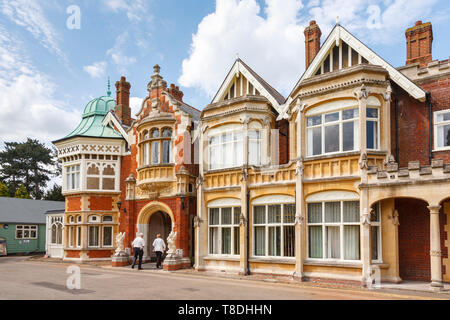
<box><xmin>309</xmin><ymin>20</ymin><xmax>316</xmax><ymax>26</ymax></box>
<box><xmin>415</xmin><ymin>20</ymin><xmax>422</xmax><ymax>26</ymax></box>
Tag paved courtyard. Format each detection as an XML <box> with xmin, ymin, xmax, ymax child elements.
<box><xmin>0</xmin><ymin>256</ymin><xmax>448</xmax><ymax>300</ymax></box>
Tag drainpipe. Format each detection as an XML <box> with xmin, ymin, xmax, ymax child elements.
<box><xmin>246</xmin><ymin>189</ymin><xmax>250</xmax><ymax>275</ymax></box>
<box><xmin>395</xmin><ymin>96</ymin><xmax>399</xmax><ymax>164</ymax></box>
<box><xmin>427</xmin><ymin>92</ymin><xmax>433</xmax><ymax>164</ymax></box>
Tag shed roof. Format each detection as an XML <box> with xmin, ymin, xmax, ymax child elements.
<box><xmin>0</xmin><ymin>198</ymin><xmax>65</xmax><ymax>224</ymax></box>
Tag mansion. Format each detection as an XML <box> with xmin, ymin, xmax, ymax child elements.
<box><xmin>53</xmin><ymin>20</ymin><xmax>450</xmax><ymax>290</ymax></box>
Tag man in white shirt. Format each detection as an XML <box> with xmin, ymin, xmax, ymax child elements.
<box><xmin>131</xmin><ymin>233</ymin><xmax>145</xmax><ymax>270</ymax></box>
<box><xmin>152</xmin><ymin>234</ymin><xmax>166</xmax><ymax>269</ymax></box>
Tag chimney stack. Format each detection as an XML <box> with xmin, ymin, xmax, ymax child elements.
<box><xmin>304</xmin><ymin>20</ymin><xmax>322</xmax><ymax>69</ymax></box>
<box><xmin>405</xmin><ymin>20</ymin><xmax>433</xmax><ymax>67</ymax></box>
<box><xmin>115</xmin><ymin>76</ymin><xmax>132</xmax><ymax>126</ymax></box>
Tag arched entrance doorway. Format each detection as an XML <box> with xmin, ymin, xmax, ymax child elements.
<box><xmin>148</xmin><ymin>211</ymin><xmax>171</xmax><ymax>261</ymax></box>
<box><xmin>136</xmin><ymin>201</ymin><xmax>175</xmax><ymax>262</ymax></box>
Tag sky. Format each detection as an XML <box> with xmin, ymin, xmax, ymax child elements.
<box><xmin>0</xmin><ymin>0</ymin><xmax>449</xmax><ymax>147</ymax></box>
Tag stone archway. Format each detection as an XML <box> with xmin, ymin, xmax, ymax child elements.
<box><xmin>136</xmin><ymin>201</ymin><xmax>174</xmax><ymax>261</ymax></box>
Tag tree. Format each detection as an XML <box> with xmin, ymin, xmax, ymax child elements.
<box><xmin>15</xmin><ymin>184</ymin><xmax>31</xmax><ymax>199</ymax></box>
<box><xmin>44</xmin><ymin>184</ymin><xmax>64</xmax><ymax>201</ymax></box>
<box><xmin>0</xmin><ymin>181</ymin><xmax>9</xmax><ymax>197</ymax></box>
<box><xmin>0</xmin><ymin>138</ymin><xmax>57</xmax><ymax>199</ymax></box>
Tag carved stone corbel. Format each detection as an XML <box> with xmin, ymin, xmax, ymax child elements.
<box><xmin>389</xmin><ymin>209</ymin><xmax>400</xmax><ymax>226</ymax></box>
<box><xmin>361</xmin><ymin>208</ymin><xmax>371</xmax><ymax>226</ymax></box>
<box><xmin>295</xmin><ymin>159</ymin><xmax>304</xmax><ymax>177</ymax></box>
<box><xmin>383</xmin><ymin>84</ymin><xmax>392</xmax><ymax>102</ymax></box>
<box><xmin>294</xmin><ymin>214</ymin><xmax>304</xmax><ymax>226</ymax></box>
<box><xmin>239</xmin><ymin>214</ymin><xmax>247</xmax><ymax>227</ymax></box>
<box><xmin>240</xmin><ymin>115</ymin><xmax>251</xmax><ymax>125</ymax></box>
<box><xmin>359</xmin><ymin>152</ymin><xmax>369</xmax><ymax>170</ymax></box>
<box><xmin>354</xmin><ymin>84</ymin><xmax>369</xmax><ymax>100</ymax></box>
<box><xmin>193</xmin><ymin>216</ymin><xmax>202</xmax><ymax>229</ymax></box>
<box><xmin>240</xmin><ymin>167</ymin><xmax>248</xmax><ymax>182</ymax></box>
<box><xmin>196</xmin><ymin>175</ymin><xmax>204</xmax><ymax>188</ymax></box>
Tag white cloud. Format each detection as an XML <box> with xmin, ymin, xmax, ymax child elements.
<box><xmin>179</xmin><ymin>0</ymin><xmax>304</xmax><ymax>98</ymax></box>
<box><xmin>0</xmin><ymin>26</ymin><xmax>79</xmax><ymax>143</ymax></box>
<box><xmin>83</xmin><ymin>61</ymin><xmax>107</xmax><ymax>79</ymax></box>
<box><xmin>0</xmin><ymin>0</ymin><xmax>66</xmax><ymax>61</ymax></box>
<box><xmin>102</xmin><ymin>0</ymin><xmax>152</xmax><ymax>22</ymax></box>
<box><xmin>130</xmin><ymin>97</ymin><xmax>144</xmax><ymax>117</ymax></box>
<box><xmin>180</xmin><ymin>0</ymin><xmax>440</xmax><ymax>100</ymax></box>
<box><xmin>107</xmin><ymin>32</ymin><xmax>137</xmax><ymax>74</ymax></box>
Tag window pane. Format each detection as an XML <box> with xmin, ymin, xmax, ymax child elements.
<box><xmin>234</xmin><ymin>135</ymin><xmax>244</xmax><ymax>166</ymax></box>
<box><xmin>151</xmin><ymin>141</ymin><xmax>160</xmax><ymax>164</ymax></box>
<box><xmin>437</xmin><ymin>124</ymin><xmax>450</xmax><ymax>148</ymax></box>
<box><xmin>371</xmin><ymin>203</ymin><xmax>380</xmax><ymax>222</ymax></box>
<box><xmin>283</xmin><ymin>204</ymin><xmax>295</xmax><ymax>223</ymax></box>
<box><xmin>366</xmin><ymin>120</ymin><xmax>378</xmax><ymax>149</ymax></box>
<box><xmin>103</xmin><ymin>227</ymin><xmax>112</xmax><ymax>246</ymax></box>
<box><xmin>325</xmin><ymin>202</ymin><xmax>340</xmax><ymax>223</ymax></box>
<box><xmin>325</xmin><ymin>112</ymin><xmax>339</xmax><ymax>123</ymax></box>
<box><xmin>344</xmin><ymin>225</ymin><xmax>360</xmax><ymax>260</ymax></box>
<box><xmin>283</xmin><ymin>225</ymin><xmax>295</xmax><ymax>257</ymax></box>
<box><xmin>371</xmin><ymin>226</ymin><xmax>379</xmax><ymax>260</ymax></box>
<box><xmin>233</xmin><ymin>207</ymin><xmax>241</xmax><ymax>225</ymax></box>
<box><xmin>51</xmin><ymin>225</ymin><xmax>57</xmax><ymax>244</ymax></box>
<box><xmin>221</xmin><ymin>208</ymin><xmax>232</xmax><ymax>225</ymax></box>
<box><xmin>233</xmin><ymin>226</ymin><xmax>240</xmax><ymax>255</ymax></box>
<box><xmin>307</xmin><ymin>127</ymin><xmax>322</xmax><ymax>156</ymax></box>
<box><xmin>162</xmin><ymin>140</ymin><xmax>171</xmax><ymax>163</ymax></box>
<box><xmin>307</xmin><ymin>115</ymin><xmax>322</xmax><ymax>127</ymax></box>
<box><xmin>209</xmin><ymin>227</ymin><xmax>219</xmax><ymax>254</ymax></box>
<box><xmin>309</xmin><ymin>226</ymin><xmax>323</xmax><ymax>258</ymax></box>
<box><xmin>209</xmin><ymin>208</ymin><xmax>220</xmax><ymax>225</ymax></box>
<box><xmin>249</xmin><ymin>131</ymin><xmax>261</xmax><ymax>166</ymax></box>
<box><xmin>268</xmin><ymin>226</ymin><xmax>281</xmax><ymax>256</ymax></box>
<box><xmin>343</xmin><ymin>201</ymin><xmax>360</xmax><ymax>222</ymax></box>
<box><xmin>268</xmin><ymin>205</ymin><xmax>281</xmax><ymax>223</ymax></box>
<box><xmin>343</xmin><ymin>121</ymin><xmax>355</xmax><ymax>151</ymax></box>
<box><xmin>325</xmin><ymin>124</ymin><xmax>339</xmax><ymax>153</ymax></box>
<box><xmin>152</xmin><ymin>129</ymin><xmax>160</xmax><ymax>138</ymax></box>
<box><xmin>326</xmin><ymin>226</ymin><xmax>340</xmax><ymax>259</ymax></box>
<box><xmin>308</xmin><ymin>203</ymin><xmax>322</xmax><ymax>223</ymax></box>
<box><xmin>254</xmin><ymin>226</ymin><xmax>266</xmax><ymax>256</ymax></box>
<box><xmin>162</xmin><ymin>128</ymin><xmax>172</xmax><ymax>137</ymax></box>
<box><xmin>89</xmin><ymin>226</ymin><xmax>99</xmax><ymax>246</ymax></box>
<box><xmin>343</xmin><ymin>108</ymin><xmax>358</xmax><ymax>120</ymax></box>
<box><xmin>222</xmin><ymin>227</ymin><xmax>231</xmax><ymax>254</ymax></box>
<box><xmin>253</xmin><ymin>206</ymin><xmax>266</xmax><ymax>224</ymax></box>
<box><xmin>367</xmin><ymin>108</ymin><xmax>378</xmax><ymax>118</ymax></box>
<box><xmin>210</xmin><ymin>144</ymin><xmax>220</xmax><ymax>170</ymax></box>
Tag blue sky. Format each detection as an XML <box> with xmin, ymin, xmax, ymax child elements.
<box><xmin>0</xmin><ymin>0</ymin><xmax>449</xmax><ymax>145</ymax></box>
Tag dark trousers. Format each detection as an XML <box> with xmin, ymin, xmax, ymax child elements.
<box><xmin>155</xmin><ymin>251</ymin><xmax>163</xmax><ymax>268</ymax></box>
<box><xmin>132</xmin><ymin>247</ymin><xmax>143</xmax><ymax>269</ymax></box>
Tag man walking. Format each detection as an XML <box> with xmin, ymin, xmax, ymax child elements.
<box><xmin>152</xmin><ymin>234</ymin><xmax>166</xmax><ymax>269</ymax></box>
<box><xmin>131</xmin><ymin>233</ymin><xmax>145</xmax><ymax>270</ymax></box>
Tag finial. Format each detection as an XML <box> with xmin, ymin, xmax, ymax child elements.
<box><xmin>153</xmin><ymin>64</ymin><xmax>161</xmax><ymax>75</ymax></box>
<box><xmin>107</xmin><ymin>77</ymin><xmax>111</xmax><ymax>97</ymax></box>
<box><xmin>236</xmin><ymin>52</ymin><xmax>239</xmax><ymax>61</ymax></box>
<box><xmin>336</xmin><ymin>16</ymin><xmax>340</xmax><ymax>25</ymax></box>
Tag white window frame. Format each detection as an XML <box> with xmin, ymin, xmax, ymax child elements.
<box><xmin>306</xmin><ymin>199</ymin><xmax>361</xmax><ymax>262</ymax></box>
<box><xmin>252</xmin><ymin>203</ymin><xmax>296</xmax><ymax>258</ymax></box>
<box><xmin>208</xmin><ymin>206</ymin><xmax>241</xmax><ymax>256</ymax></box>
<box><xmin>64</xmin><ymin>164</ymin><xmax>81</xmax><ymax>191</ymax></box>
<box><xmin>15</xmin><ymin>225</ymin><xmax>38</xmax><ymax>240</ymax></box>
<box><xmin>86</xmin><ymin>163</ymin><xmax>116</xmax><ymax>191</ymax></box>
<box><xmin>88</xmin><ymin>225</ymin><xmax>100</xmax><ymax>248</ymax></box>
<box><xmin>76</xmin><ymin>226</ymin><xmax>81</xmax><ymax>248</ymax></box>
<box><xmin>434</xmin><ymin>109</ymin><xmax>450</xmax><ymax>151</ymax></box>
<box><xmin>371</xmin><ymin>203</ymin><xmax>383</xmax><ymax>263</ymax></box>
<box><xmin>51</xmin><ymin>223</ymin><xmax>63</xmax><ymax>245</ymax></box>
<box><xmin>306</xmin><ymin>108</ymin><xmax>359</xmax><ymax>157</ymax></box>
<box><xmin>208</xmin><ymin>130</ymin><xmax>244</xmax><ymax>170</ymax></box>
<box><xmin>366</xmin><ymin>107</ymin><xmax>380</xmax><ymax>151</ymax></box>
<box><xmin>102</xmin><ymin>226</ymin><xmax>113</xmax><ymax>248</ymax></box>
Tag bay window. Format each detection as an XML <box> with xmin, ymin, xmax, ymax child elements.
<box><xmin>140</xmin><ymin>127</ymin><xmax>173</xmax><ymax>166</ymax></box>
<box><xmin>435</xmin><ymin>110</ymin><xmax>450</xmax><ymax>150</ymax></box>
<box><xmin>253</xmin><ymin>203</ymin><xmax>295</xmax><ymax>257</ymax></box>
<box><xmin>307</xmin><ymin>108</ymin><xmax>359</xmax><ymax>156</ymax></box>
<box><xmin>249</xmin><ymin>130</ymin><xmax>261</xmax><ymax>166</ymax></box>
<box><xmin>307</xmin><ymin>200</ymin><xmax>360</xmax><ymax>261</ymax></box>
<box><xmin>208</xmin><ymin>206</ymin><xmax>240</xmax><ymax>255</ymax></box>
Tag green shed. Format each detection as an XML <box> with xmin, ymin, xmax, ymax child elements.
<box><xmin>0</xmin><ymin>198</ymin><xmax>64</xmax><ymax>255</ymax></box>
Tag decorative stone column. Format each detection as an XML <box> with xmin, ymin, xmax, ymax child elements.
<box><xmin>359</xmin><ymin>153</ymin><xmax>372</xmax><ymax>286</ymax></box>
<box><xmin>294</xmin><ymin>159</ymin><xmax>304</xmax><ymax>281</ymax></box>
<box><xmin>240</xmin><ymin>115</ymin><xmax>250</xmax><ymax>275</ymax></box>
<box><xmin>428</xmin><ymin>205</ymin><xmax>443</xmax><ymax>291</ymax></box>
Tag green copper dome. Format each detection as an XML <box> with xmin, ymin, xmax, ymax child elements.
<box><xmin>82</xmin><ymin>96</ymin><xmax>116</xmax><ymax>118</ymax></box>
<box><xmin>54</xmin><ymin>95</ymin><xmax>123</xmax><ymax>143</ymax></box>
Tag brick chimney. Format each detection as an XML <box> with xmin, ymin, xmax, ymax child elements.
<box><xmin>168</xmin><ymin>83</ymin><xmax>184</xmax><ymax>102</ymax></box>
<box><xmin>405</xmin><ymin>20</ymin><xmax>433</xmax><ymax>67</ymax></box>
<box><xmin>304</xmin><ymin>20</ymin><xmax>322</xmax><ymax>69</ymax></box>
<box><xmin>114</xmin><ymin>76</ymin><xmax>132</xmax><ymax>126</ymax></box>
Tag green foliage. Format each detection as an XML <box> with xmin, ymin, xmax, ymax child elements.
<box><xmin>14</xmin><ymin>184</ymin><xmax>31</xmax><ymax>199</ymax></box>
<box><xmin>44</xmin><ymin>184</ymin><xmax>64</xmax><ymax>201</ymax></box>
<box><xmin>0</xmin><ymin>181</ymin><xmax>9</xmax><ymax>197</ymax></box>
<box><xmin>0</xmin><ymin>138</ymin><xmax>58</xmax><ymax>199</ymax></box>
